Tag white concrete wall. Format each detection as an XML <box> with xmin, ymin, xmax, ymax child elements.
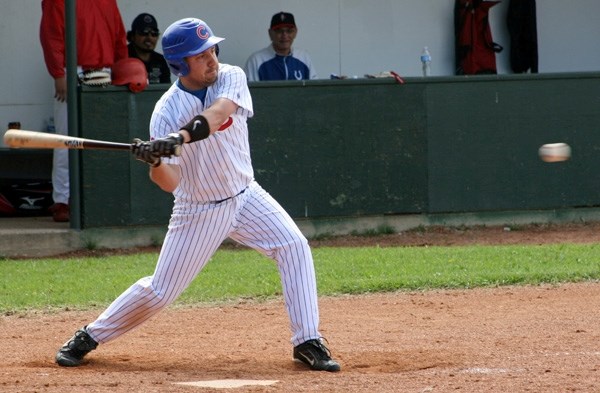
<box><xmin>1</xmin><ymin>0</ymin><xmax>599</xmax><ymax>146</ymax></box>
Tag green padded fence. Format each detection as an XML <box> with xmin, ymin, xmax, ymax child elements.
<box><xmin>77</xmin><ymin>73</ymin><xmax>600</xmax><ymax>228</ymax></box>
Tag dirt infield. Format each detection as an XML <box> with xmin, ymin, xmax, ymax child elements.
<box><xmin>2</xmin><ymin>223</ymin><xmax>600</xmax><ymax>392</ymax></box>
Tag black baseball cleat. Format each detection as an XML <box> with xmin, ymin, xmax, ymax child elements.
<box><xmin>293</xmin><ymin>339</ymin><xmax>341</xmax><ymax>372</ymax></box>
<box><xmin>55</xmin><ymin>326</ymin><xmax>98</xmax><ymax>367</ymax></box>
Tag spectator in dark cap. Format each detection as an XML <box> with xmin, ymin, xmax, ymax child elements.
<box><xmin>244</xmin><ymin>11</ymin><xmax>316</xmax><ymax>81</ymax></box>
<box><xmin>127</xmin><ymin>13</ymin><xmax>171</xmax><ymax>84</ymax></box>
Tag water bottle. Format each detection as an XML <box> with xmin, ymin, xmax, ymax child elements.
<box><xmin>420</xmin><ymin>47</ymin><xmax>431</xmax><ymax>77</ymax></box>
<box><xmin>46</xmin><ymin>117</ymin><xmax>55</xmax><ymax>133</ymax></box>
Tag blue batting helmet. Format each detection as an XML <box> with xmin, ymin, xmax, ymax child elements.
<box><xmin>162</xmin><ymin>18</ymin><xmax>225</xmax><ymax>77</ymax></box>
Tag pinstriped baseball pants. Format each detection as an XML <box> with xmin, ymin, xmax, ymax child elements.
<box><xmin>86</xmin><ymin>180</ymin><xmax>321</xmax><ymax>346</ymax></box>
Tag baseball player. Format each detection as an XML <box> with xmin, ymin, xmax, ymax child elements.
<box><xmin>55</xmin><ymin>17</ymin><xmax>340</xmax><ymax>373</ymax></box>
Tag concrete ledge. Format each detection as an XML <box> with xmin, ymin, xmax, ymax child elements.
<box><xmin>2</xmin><ymin>207</ymin><xmax>600</xmax><ymax>258</ymax></box>
<box><xmin>79</xmin><ymin>226</ymin><xmax>168</xmax><ymax>250</ymax></box>
<box><xmin>0</xmin><ymin>218</ymin><xmax>168</xmax><ymax>258</ymax></box>
<box><xmin>296</xmin><ymin>207</ymin><xmax>600</xmax><ymax>237</ymax></box>
<box><xmin>0</xmin><ymin>224</ymin><xmax>78</xmax><ymax>258</ymax></box>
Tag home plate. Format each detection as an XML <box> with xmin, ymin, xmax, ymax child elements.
<box><xmin>174</xmin><ymin>380</ymin><xmax>279</xmax><ymax>389</ymax></box>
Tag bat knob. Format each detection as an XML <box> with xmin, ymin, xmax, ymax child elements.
<box><xmin>173</xmin><ymin>144</ymin><xmax>182</xmax><ymax>157</ymax></box>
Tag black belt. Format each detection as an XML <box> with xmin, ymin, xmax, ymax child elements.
<box><xmin>212</xmin><ymin>187</ymin><xmax>247</xmax><ymax>204</ymax></box>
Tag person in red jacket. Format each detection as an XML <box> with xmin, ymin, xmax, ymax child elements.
<box><xmin>40</xmin><ymin>0</ymin><xmax>127</xmax><ymax>222</ymax></box>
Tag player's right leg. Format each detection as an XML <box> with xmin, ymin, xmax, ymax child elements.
<box><xmin>55</xmin><ymin>202</ymin><xmax>235</xmax><ymax>366</ymax></box>
<box><xmin>55</xmin><ymin>326</ymin><xmax>97</xmax><ymax>367</ymax></box>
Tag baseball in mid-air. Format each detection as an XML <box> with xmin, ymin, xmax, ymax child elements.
<box><xmin>538</xmin><ymin>143</ymin><xmax>571</xmax><ymax>162</ymax></box>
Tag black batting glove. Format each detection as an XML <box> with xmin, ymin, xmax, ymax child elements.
<box><xmin>150</xmin><ymin>133</ymin><xmax>184</xmax><ymax>157</ymax></box>
<box><xmin>132</xmin><ymin>138</ymin><xmax>161</xmax><ymax>167</ymax></box>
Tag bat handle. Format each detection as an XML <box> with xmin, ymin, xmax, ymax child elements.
<box><xmin>130</xmin><ymin>140</ymin><xmax>182</xmax><ymax>157</ymax></box>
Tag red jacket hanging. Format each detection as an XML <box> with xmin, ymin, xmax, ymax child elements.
<box><xmin>454</xmin><ymin>0</ymin><xmax>504</xmax><ymax>75</ymax></box>
<box><xmin>40</xmin><ymin>0</ymin><xmax>128</xmax><ymax>79</ymax></box>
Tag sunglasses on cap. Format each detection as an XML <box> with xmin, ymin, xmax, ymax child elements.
<box><xmin>138</xmin><ymin>29</ymin><xmax>159</xmax><ymax>37</ymax></box>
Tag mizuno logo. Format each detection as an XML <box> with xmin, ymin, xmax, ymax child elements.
<box><xmin>21</xmin><ymin>196</ymin><xmax>44</xmax><ymax>205</ymax></box>
<box><xmin>18</xmin><ymin>196</ymin><xmax>45</xmax><ymax>210</ymax></box>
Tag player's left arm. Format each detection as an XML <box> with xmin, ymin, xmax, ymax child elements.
<box><xmin>178</xmin><ymin>66</ymin><xmax>250</xmax><ymax>143</ymax></box>
<box><xmin>147</xmin><ymin>67</ymin><xmax>248</xmax><ymax>155</ymax></box>
<box><xmin>201</xmin><ymin>97</ymin><xmax>237</xmax><ymax>133</ymax></box>
<box><xmin>140</xmin><ymin>97</ymin><xmax>237</xmax><ymax>164</ymax></box>
<box><xmin>177</xmin><ymin>98</ymin><xmax>237</xmax><ymax>143</ymax></box>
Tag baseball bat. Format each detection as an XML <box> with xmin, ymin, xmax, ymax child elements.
<box><xmin>4</xmin><ymin>129</ymin><xmax>133</xmax><ymax>152</ymax></box>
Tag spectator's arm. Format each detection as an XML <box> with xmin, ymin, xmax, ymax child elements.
<box><xmin>40</xmin><ymin>0</ymin><xmax>66</xmax><ymax>79</ymax></box>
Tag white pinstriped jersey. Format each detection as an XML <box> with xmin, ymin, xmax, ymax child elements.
<box><xmin>149</xmin><ymin>63</ymin><xmax>254</xmax><ymax>203</ymax></box>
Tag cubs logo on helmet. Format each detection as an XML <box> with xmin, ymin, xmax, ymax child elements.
<box><xmin>197</xmin><ymin>25</ymin><xmax>210</xmax><ymax>40</ymax></box>
<box><xmin>162</xmin><ymin>18</ymin><xmax>225</xmax><ymax>77</ymax></box>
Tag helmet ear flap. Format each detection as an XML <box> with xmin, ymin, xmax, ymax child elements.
<box><xmin>167</xmin><ymin>59</ymin><xmax>189</xmax><ymax>77</ymax></box>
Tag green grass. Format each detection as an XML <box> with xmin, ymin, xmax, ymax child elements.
<box><xmin>1</xmin><ymin>243</ymin><xmax>600</xmax><ymax>313</ymax></box>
